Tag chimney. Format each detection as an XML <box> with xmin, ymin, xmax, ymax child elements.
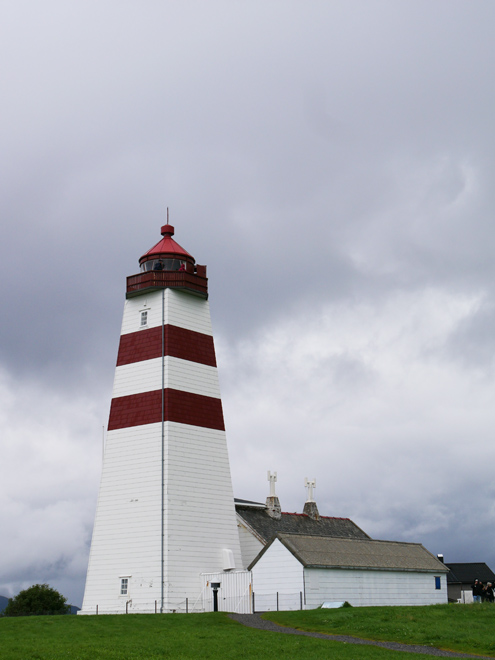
<box><xmin>266</xmin><ymin>471</ymin><xmax>281</xmax><ymax>519</ymax></box>
<box><xmin>303</xmin><ymin>477</ymin><xmax>319</xmax><ymax>520</ymax></box>
<box><xmin>437</xmin><ymin>554</ymin><xmax>444</xmax><ymax>563</ymax></box>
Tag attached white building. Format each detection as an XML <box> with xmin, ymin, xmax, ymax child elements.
<box><xmin>249</xmin><ymin>533</ymin><xmax>449</xmax><ymax>610</ymax></box>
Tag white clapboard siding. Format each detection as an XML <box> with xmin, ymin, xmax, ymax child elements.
<box><xmin>119</xmin><ymin>289</ymin><xmax>214</xmax><ymax>336</ymax></box>
<box><xmin>201</xmin><ymin>571</ymin><xmax>252</xmax><ymax>614</ymax></box>
<box><xmin>112</xmin><ymin>357</ymin><xmax>221</xmax><ymax>399</ymax></box>
<box><xmin>251</xmin><ymin>539</ymin><xmax>304</xmax><ymax>611</ymax></box>
<box><xmin>237</xmin><ymin>518</ymin><xmax>264</xmax><ymax>569</ymax></box>
<box><xmin>304</xmin><ymin>568</ymin><xmax>448</xmax><ymax>608</ymax></box>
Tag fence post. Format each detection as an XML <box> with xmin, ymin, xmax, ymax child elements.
<box><xmin>300</xmin><ymin>592</ymin><xmax>303</xmax><ymax>610</ymax></box>
<box><xmin>96</xmin><ymin>605</ymin><xmax>98</xmax><ymax>615</ymax></box>
<box><xmin>155</xmin><ymin>600</ymin><xmax>157</xmax><ymax>614</ymax></box>
<box><xmin>252</xmin><ymin>591</ymin><xmax>255</xmax><ymax>613</ymax></box>
<box><xmin>186</xmin><ymin>598</ymin><xmax>189</xmax><ymax>614</ymax></box>
<box><xmin>277</xmin><ymin>592</ymin><xmax>279</xmax><ymax>611</ymax></box>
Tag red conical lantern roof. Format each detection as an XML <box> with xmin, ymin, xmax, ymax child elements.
<box><xmin>139</xmin><ymin>224</ymin><xmax>194</xmax><ymax>264</ymax></box>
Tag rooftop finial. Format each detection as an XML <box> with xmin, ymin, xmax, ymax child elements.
<box><xmin>303</xmin><ymin>477</ymin><xmax>319</xmax><ymax>520</ymax></box>
<box><xmin>266</xmin><ymin>470</ymin><xmax>281</xmax><ymax>520</ymax></box>
<box><xmin>161</xmin><ymin>208</ymin><xmax>174</xmax><ymax>236</ymax></box>
<box><xmin>268</xmin><ymin>471</ymin><xmax>277</xmax><ymax>497</ymax></box>
<box><xmin>304</xmin><ymin>477</ymin><xmax>316</xmax><ymax>502</ymax></box>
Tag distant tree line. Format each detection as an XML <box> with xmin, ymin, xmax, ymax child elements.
<box><xmin>1</xmin><ymin>584</ymin><xmax>70</xmax><ymax>616</ymax></box>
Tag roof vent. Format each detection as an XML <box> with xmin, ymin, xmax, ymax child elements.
<box><xmin>222</xmin><ymin>548</ymin><xmax>235</xmax><ymax>571</ymax></box>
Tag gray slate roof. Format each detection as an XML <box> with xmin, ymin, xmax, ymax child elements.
<box><xmin>446</xmin><ymin>563</ymin><xmax>495</xmax><ymax>584</ymax></box>
<box><xmin>249</xmin><ymin>533</ymin><xmax>449</xmax><ymax>573</ymax></box>
<box><xmin>236</xmin><ymin>505</ymin><xmax>370</xmax><ymax>543</ymax></box>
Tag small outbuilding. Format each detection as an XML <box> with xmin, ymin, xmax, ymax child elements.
<box><xmin>445</xmin><ymin>562</ymin><xmax>495</xmax><ymax>603</ymax></box>
<box><xmin>249</xmin><ymin>533</ymin><xmax>449</xmax><ymax>610</ymax></box>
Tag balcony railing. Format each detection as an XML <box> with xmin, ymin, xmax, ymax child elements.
<box><xmin>126</xmin><ymin>269</ymin><xmax>208</xmax><ymax>298</ymax></box>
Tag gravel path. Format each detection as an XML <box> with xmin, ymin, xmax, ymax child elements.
<box><xmin>228</xmin><ymin>613</ymin><xmax>493</xmax><ymax>658</ymax></box>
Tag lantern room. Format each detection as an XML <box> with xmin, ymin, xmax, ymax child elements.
<box><xmin>126</xmin><ymin>223</ymin><xmax>208</xmax><ymax>299</ymax></box>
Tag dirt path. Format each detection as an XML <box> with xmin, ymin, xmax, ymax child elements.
<box><xmin>228</xmin><ymin>613</ymin><xmax>493</xmax><ymax>658</ymax></box>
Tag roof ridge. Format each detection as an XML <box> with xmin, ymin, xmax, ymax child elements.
<box><xmin>281</xmin><ymin>512</ymin><xmax>352</xmax><ymax>521</ymax></box>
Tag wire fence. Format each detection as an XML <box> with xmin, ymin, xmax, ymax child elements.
<box><xmin>252</xmin><ymin>592</ymin><xmax>304</xmax><ymax>613</ymax></box>
<box><xmin>82</xmin><ymin>591</ymin><xmax>304</xmax><ymax>615</ymax></box>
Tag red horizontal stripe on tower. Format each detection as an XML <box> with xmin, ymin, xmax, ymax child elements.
<box><xmin>108</xmin><ymin>389</ymin><xmax>225</xmax><ymax>431</ymax></box>
<box><xmin>116</xmin><ymin>325</ymin><xmax>217</xmax><ymax>367</ymax></box>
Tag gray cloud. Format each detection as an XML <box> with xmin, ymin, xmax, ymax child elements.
<box><xmin>1</xmin><ymin>0</ymin><xmax>495</xmax><ymax>606</ymax></box>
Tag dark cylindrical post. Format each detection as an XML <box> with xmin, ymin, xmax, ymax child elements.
<box><xmin>155</xmin><ymin>600</ymin><xmax>157</xmax><ymax>614</ymax></box>
<box><xmin>252</xmin><ymin>591</ymin><xmax>255</xmax><ymax>613</ymax></box>
<box><xmin>126</xmin><ymin>600</ymin><xmax>129</xmax><ymax>614</ymax></box>
<box><xmin>96</xmin><ymin>605</ymin><xmax>98</xmax><ymax>615</ymax></box>
<box><xmin>277</xmin><ymin>592</ymin><xmax>279</xmax><ymax>611</ymax></box>
<box><xmin>213</xmin><ymin>589</ymin><xmax>218</xmax><ymax>612</ymax></box>
<box><xmin>300</xmin><ymin>592</ymin><xmax>303</xmax><ymax>610</ymax></box>
<box><xmin>186</xmin><ymin>598</ymin><xmax>188</xmax><ymax>614</ymax></box>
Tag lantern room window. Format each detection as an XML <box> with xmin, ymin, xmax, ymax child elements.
<box><xmin>140</xmin><ymin>259</ymin><xmax>185</xmax><ymax>272</ymax></box>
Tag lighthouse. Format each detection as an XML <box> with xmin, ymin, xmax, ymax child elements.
<box><xmin>80</xmin><ymin>221</ymin><xmax>243</xmax><ymax>614</ymax></box>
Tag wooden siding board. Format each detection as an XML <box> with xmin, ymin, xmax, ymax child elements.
<box><xmin>107</xmin><ymin>388</ymin><xmax>225</xmax><ymax>431</ymax></box>
<box><xmin>112</xmin><ymin>357</ymin><xmax>221</xmax><ymax>399</ymax></box>
<box><xmin>116</xmin><ymin>326</ymin><xmax>217</xmax><ymax>368</ymax></box>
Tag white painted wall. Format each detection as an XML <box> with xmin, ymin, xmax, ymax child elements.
<box><xmin>112</xmin><ymin>357</ymin><xmax>221</xmax><ymax>399</ymax></box>
<box><xmin>163</xmin><ymin>422</ymin><xmax>243</xmax><ymax>611</ymax></box>
<box><xmin>304</xmin><ymin>568</ymin><xmax>448</xmax><ymax>608</ymax></box>
<box><xmin>81</xmin><ymin>422</ymin><xmax>163</xmax><ymax>614</ymax></box>
<box><xmin>250</xmin><ymin>539</ymin><xmax>304</xmax><ymax>611</ymax></box>
<box><xmin>201</xmin><ymin>571</ymin><xmax>252</xmax><ymax>613</ymax></box>
<box><xmin>236</xmin><ymin>517</ymin><xmax>264</xmax><ymax>569</ymax></box>
<box><xmin>120</xmin><ymin>288</ymin><xmax>215</xmax><ymax>336</ymax></box>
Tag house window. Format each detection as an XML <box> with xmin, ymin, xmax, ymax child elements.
<box><xmin>120</xmin><ymin>578</ymin><xmax>129</xmax><ymax>595</ymax></box>
<box><xmin>435</xmin><ymin>576</ymin><xmax>441</xmax><ymax>590</ymax></box>
<box><xmin>140</xmin><ymin>311</ymin><xmax>148</xmax><ymax>327</ymax></box>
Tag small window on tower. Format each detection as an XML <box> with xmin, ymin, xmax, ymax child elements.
<box><xmin>140</xmin><ymin>311</ymin><xmax>148</xmax><ymax>327</ymax></box>
<box><xmin>120</xmin><ymin>578</ymin><xmax>129</xmax><ymax>595</ymax></box>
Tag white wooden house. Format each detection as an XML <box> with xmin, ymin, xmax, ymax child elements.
<box><xmin>249</xmin><ymin>533</ymin><xmax>449</xmax><ymax>610</ymax></box>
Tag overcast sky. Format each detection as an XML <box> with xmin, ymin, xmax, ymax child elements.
<box><xmin>2</xmin><ymin>1</ymin><xmax>495</xmax><ymax>607</ymax></box>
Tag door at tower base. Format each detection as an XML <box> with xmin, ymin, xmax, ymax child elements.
<box><xmin>80</xmin><ymin>221</ymin><xmax>243</xmax><ymax>615</ymax></box>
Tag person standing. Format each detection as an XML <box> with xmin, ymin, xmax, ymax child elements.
<box><xmin>472</xmin><ymin>579</ymin><xmax>483</xmax><ymax>603</ymax></box>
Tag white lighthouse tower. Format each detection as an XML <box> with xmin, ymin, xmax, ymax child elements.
<box><xmin>80</xmin><ymin>221</ymin><xmax>243</xmax><ymax>614</ymax></box>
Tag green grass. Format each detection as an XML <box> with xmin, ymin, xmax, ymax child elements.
<box><xmin>265</xmin><ymin>603</ymin><xmax>495</xmax><ymax>656</ymax></box>
<box><xmin>0</xmin><ymin>610</ymin><xmax>444</xmax><ymax>660</ymax></box>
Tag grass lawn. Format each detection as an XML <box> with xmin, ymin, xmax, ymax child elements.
<box><xmin>266</xmin><ymin>603</ymin><xmax>495</xmax><ymax>657</ymax></box>
<box><xmin>0</xmin><ymin>610</ymin><xmax>443</xmax><ymax>660</ymax></box>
